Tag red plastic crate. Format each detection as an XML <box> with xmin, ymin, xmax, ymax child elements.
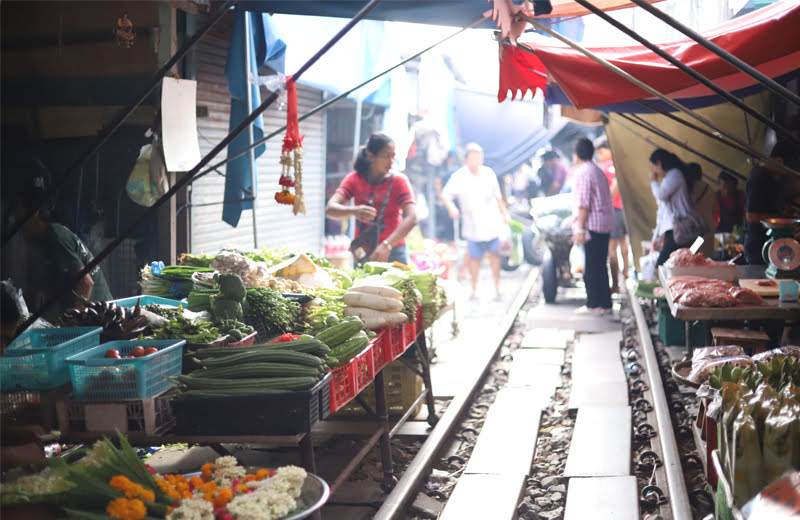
<box><xmin>329</xmin><ymin>363</ymin><xmax>357</xmax><ymax>413</ymax></box>
<box><xmin>370</xmin><ymin>331</ymin><xmax>390</xmax><ymax>374</ymax></box>
<box><xmin>403</xmin><ymin>320</ymin><xmax>417</xmax><ymax>349</ymax></box>
<box><xmin>352</xmin><ymin>344</ymin><xmax>375</xmax><ymax>393</ymax></box>
<box><xmin>415</xmin><ymin>305</ymin><xmax>424</xmax><ymax>337</ymax></box>
<box><xmin>389</xmin><ymin>325</ymin><xmax>405</xmax><ymax>360</ymax></box>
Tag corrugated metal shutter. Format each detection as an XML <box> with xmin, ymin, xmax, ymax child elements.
<box><xmin>191</xmin><ymin>18</ymin><xmax>324</xmax><ymax>255</ymax></box>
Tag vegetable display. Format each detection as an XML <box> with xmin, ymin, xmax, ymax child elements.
<box><xmin>146</xmin><ymin>315</ymin><xmax>221</xmax><ymax>344</ymax></box>
<box><xmin>213</xmin><ymin>319</ymin><xmax>255</xmax><ymax>342</ymax></box>
<box><xmin>313</xmin><ymin>316</ymin><xmax>372</xmax><ymax>367</ymax></box>
<box><xmin>245</xmin><ymin>286</ymin><xmax>303</xmax><ymax>335</ymax></box>
<box><xmin>342</xmin><ymin>284</ymin><xmax>408</xmax><ymax>331</ymax></box>
<box><xmin>140</xmin><ymin>264</ymin><xmax>213</xmax><ymax>300</ymax></box>
<box><xmin>59</xmin><ymin>300</ymin><xmax>149</xmax><ymax>342</ymax></box>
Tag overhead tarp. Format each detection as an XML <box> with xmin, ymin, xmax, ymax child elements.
<box><xmin>239</xmin><ymin>0</ymin><xmax>664</xmax><ymax>27</ymax></box>
<box><xmin>604</xmin><ymin>91</ymin><xmax>772</xmax><ymax>269</ymax></box>
<box><xmin>498</xmin><ymin>0</ymin><xmax>800</xmax><ymax>109</ymax></box>
<box><xmin>452</xmin><ymin>87</ymin><xmax>566</xmax><ymax>175</ymax></box>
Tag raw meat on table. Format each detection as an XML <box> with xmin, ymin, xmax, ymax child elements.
<box><xmin>728</xmin><ymin>286</ymin><xmax>763</xmax><ymax>306</ymax></box>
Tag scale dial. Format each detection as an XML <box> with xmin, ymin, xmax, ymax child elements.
<box><xmin>767</xmin><ymin>238</ymin><xmax>800</xmax><ymax>271</ymax></box>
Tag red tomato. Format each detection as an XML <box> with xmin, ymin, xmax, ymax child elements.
<box><xmin>130</xmin><ymin>346</ymin><xmax>146</xmax><ymax>358</ymax></box>
<box><xmin>144</xmin><ymin>347</ymin><xmax>158</xmax><ymax>356</ymax></box>
<box><xmin>105</xmin><ymin>349</ymin><xmax>121</xmax><ymax>359</ymax></box>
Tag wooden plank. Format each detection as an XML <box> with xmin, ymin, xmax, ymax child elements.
<box><xmin>564</xmin><ymin>407</ymin><xmax>631</xmax><ymax>477</ymax></box>
<box><xmin>464</xmin><ymin>388</ymin><xmax>544</xmax><ymax>476</ymax></box>
<box><xmin>439</xmin><ymin>473</ymin><xmax>524</xmax><ymax>520</ymax></box>
<box><xmin>564</xmin><ymin>476</ymin><xmax>639</xmax><ymax>520</ymax></box>
<box><xmin>568</xmin><ymin>381</ymin><xmax>628</xmax><ymax>409</ymax></box>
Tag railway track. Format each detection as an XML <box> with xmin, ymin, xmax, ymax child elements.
<box><xmin>338</xmin><ymin>276</ymin><xmax>713</xmax><ymax>520</ymax></box>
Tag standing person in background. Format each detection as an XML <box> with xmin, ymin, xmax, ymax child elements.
<box><xmin>715</xmin><ymin>170</ymin><xmax>745</xmax><ymax>233</ymax></box>
<box><xmin>685</xmin><ymin>163</ymin><xmax>716</xmax><ymax>258</ymax></box>
<box><xmin>534</xmin><ymin>150</ymin><xmax>568</xmax><ymax>197</ymax></box>
<box><xmin>649</xmin><ymin>148</ymin><xmax>692</xmax><ymax>267</ymax></box>
<box><xmin>441</xmin><ymin>143</ymin><xmax>509</xmax><ymax>301</ymax></box>
<box><xmin>327</xmin><ymin>133</ymin><xmax>418</xmax><ymax>264</ymax></box>
<box><xmin>744</xmin><ymin>142</ymin><xmax>796</xmax><ymax>265</ymax></box>
<box><xmin>571</xmin><ymin>138</ymin><xmax>614</xmax><ymax>314</ymax></box>
<box><xmin>595</xmin><ymin>138</ymin><xmax>629</xmax><ymax>294</ymax></box>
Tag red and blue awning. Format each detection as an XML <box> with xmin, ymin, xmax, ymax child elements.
<box><xmin>499</xmin><ymin>0</ymin><xmax>800</xmax><ymax>112</ymax></box>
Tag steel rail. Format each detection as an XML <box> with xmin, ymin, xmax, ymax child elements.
<box><xmin>627</xmin><ymin>281</ymin><xmax>693</xmax><ymax>520</ymax></box>
<box><xmin>575</xmin><ymin>0</ymin><xmax>798</xmax><ymax>145</ymax></box>
<box><xmin>15</xmin><ymin>0</ymin><xmax>383</xmax><ymax>334</ymax></box>
<box><xmin>1</xmin><ymin>0</ymin><xmax>237</xmax><ymax>246</ymax></box>
<box><xmin>629</xmin><ymin>0</ymin><xmax>800</xmax><ymax>109</ymax></box>
<box><xmin>373</xmin><ymin>266</ymin><xmax>539</xmax><ymax>520</ymax></box>
<box><xmin>517</xmin><ymin>16</ymin><xmax>800</xmax><ymax>179</ymax></box>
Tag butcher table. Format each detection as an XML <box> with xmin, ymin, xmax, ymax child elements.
<box><xmin>658</xmin><ymin>265</ymin><xmax>800</xmax><ymax>357</ymax></box>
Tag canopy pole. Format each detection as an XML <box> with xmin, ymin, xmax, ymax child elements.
<box><xmin>189</xmin><ymin>16</ymin><xmax>488</xmax><ymax>186</ymax></box>
<box><xmin>611</xmin><ymin>112</ymin><xmax>745</xmax><ymax>182</ymax></box>
<box><xmin>243</xmin><ymin>11</ymin><xmax>259</xmax><ymax>249</ymax></box>
<box><xmin>0</xmin><ymin>0</ymin><xmax>237</xmax><ymax>246</ymax></box>
<box><xmin>16</xmin><ymin>0</ymin><xmax>384</xmax><ymax>334</ymax></box>
<box><xmin>630</xmin><ymin>0</ymin><xmax>800</xmax><ymax>109</ymax></box>
<box><xmin>517</xmin><ymin>17</ymin><xmax>800</xmax><ymax>179</ymax></box>
<box><xmin>576</xmin><ymin>0</ymin><xmax>799</xmax><ymax>145</ymax></box>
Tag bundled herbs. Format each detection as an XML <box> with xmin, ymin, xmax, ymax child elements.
<box><xmin>139</xmin><ymin>264</ymin><xmax>212</xmax><ymax>299</ymax></box>
<box><xmin>245</xmin><ymin>287</ymin><xmax>303</xmax><ymax>335</ymax></box>
<box><xmin>178</xmin><ymin>252</ymin><xmax>216</xmax><ymax>267</ymax></box>
<box><xmin>187</xmin><ymin>288</ymin><xmax>218</xmax><ymax>312</ymax></box>
<box><xmin>146</xmin><ymin>315</ymin><xmax>221</xmax><ymax>344</ymax></box>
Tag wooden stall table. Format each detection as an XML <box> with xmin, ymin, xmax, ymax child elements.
<box><xmin>658</xmin><ymin>265</ymin><xmax>800</xmax><ymax>358</ymax></box>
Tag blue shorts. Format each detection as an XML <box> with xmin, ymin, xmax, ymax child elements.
<box><xmin>467</xmin><ymin>238</ymin><xmax>499</xmax><ymax>259</ymax></box>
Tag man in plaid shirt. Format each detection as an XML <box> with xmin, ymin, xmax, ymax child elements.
<box><xmin>571</xmin><ymin>138</ymin><xmax>614</xmax><ymax>314</ymax></box>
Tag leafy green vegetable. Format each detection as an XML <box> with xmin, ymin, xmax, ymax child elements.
<box><xmin>212</xmin><ymin>298</ymin><xmax>243</xmax><ymax>320</ymax></box>
<box><xmin>216</xmin><ymin>273</ymin><xmax>246</xmax><ymax>301</ymax></box>
<box><xmin>187</xmin><ymin>289</ymin><xmax>218</xmax><ymax>311</ymax></box>
<box><xmin>147</xmin><ymin>315</ymin><xmax>220</xmax><ymax>344</ymax></box>
<box><xmin>246</xmin><ymin>287</ymin><xmax>303</xmax><ymax>334</ymax></box>
<box><xmin>143</xmin><ymin>304</ymin><xmax>183</xmax><ymax>321</ymax></box>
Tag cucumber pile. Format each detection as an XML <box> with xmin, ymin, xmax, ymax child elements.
<box><xmin>172</xmin><ymin>337</ymin><xmax>330</xmax><ymax>397</ymax></box>
<box><xmin>314</xmin><ymin>315</ymin><xmax>374</xmax><ymax>368</ymax></box>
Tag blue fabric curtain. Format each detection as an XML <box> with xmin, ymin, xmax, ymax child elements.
<box><xmin>222</xmin><ymin>8</ymin><xmax>286</xmax><ymax>227</ymax></box>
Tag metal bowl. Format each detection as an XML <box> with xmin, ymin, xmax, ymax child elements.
<box><xmin>760</xmin><ymin>218</ymin><xmax>800</xmax><ymax>229</ymax></box>
<box><xmin>182</xmin><ymin>472</ymin><xmax>330</xmax><ymax>519</ymax></box>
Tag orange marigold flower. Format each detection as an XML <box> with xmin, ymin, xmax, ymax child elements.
<box><xmin>255</xmin><ymin>469</ymin><xmax>269</xmax><ymax>480</ymax></box>
<box><xmin>189</xmin><ymin>476</ymin><xmax>204</xmax><ymax>489</ymax></box>
<box><xmin>109</xmin><ymin>475</ymin><xmax>134</xmax><ymax>492</ymax></box>
<box><xmin>106</xmin><ymin>497</ymin><xmax>147</xmax><ymax>520</ymax></box>
<box><xmin>245</xmin><ymin>474</ymin><xmax>256</xmax><ymax>482</ymax></box>
<box><xmin>201</xmin><ymin>462</ymin><xmax>214</xmax><ymax>480</ymax></box>
<box><xmin>236</xmin><ymin>484</ymin><xmax>248</xmax><ymax>493</ymax></box>
<box><xmin>138</xmin><ymin>488</ymin><xmax>155</xmax><ymax>502</ymax></box>
<box><xmin>213</xmin><ymin>488</ymin><xmax>233</xmax><ymax>508</ymax></box>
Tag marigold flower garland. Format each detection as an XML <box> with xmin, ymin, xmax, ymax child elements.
<box><xmin>275</xmin><ymin>76</ymin><xmax>306</xmax><ymax>215</ymax></box>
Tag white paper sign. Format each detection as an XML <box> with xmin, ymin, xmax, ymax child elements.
<box><xmin>161</xmin><ymin>77</ymin><xmax>201</xmax><ymax>172</ymax></box>
<box><xmin>689</xmin><ymin>236</ymin><xmax>704</xmax><ymax>255</ymax></box>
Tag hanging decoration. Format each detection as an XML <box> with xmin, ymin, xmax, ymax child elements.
<box><xmin>114</xmin><ymin>14</ymin><xmax>135</xmax><ymax>48</ymax></box>
<box><xmin>275</xmin><ymin>76</ymin><xmax>306</xmax><ymax>214</ymax></box>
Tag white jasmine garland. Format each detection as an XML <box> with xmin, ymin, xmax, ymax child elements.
<box><xmin>212</xmin><ymin>456</ymin><xmax>246</xmax><ymax>487</ymax></box>
<box><xmin>166</xmin><ymin>496</ymin><xmax>214</xmax><ymax>520</ymax></box>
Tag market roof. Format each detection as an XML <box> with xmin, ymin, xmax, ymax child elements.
<box><xmin>238</xmin><ymin>0</ymin><xmax>664</xmax><ymax>27</ymax></box>
<box><xmin>499</xmin><ymin>0</ymin><xmax>800</xmax><ymax>111</ymax></box>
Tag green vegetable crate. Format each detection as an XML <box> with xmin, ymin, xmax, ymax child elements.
<box><xmin>657</xmin><ymin>299</ymin><xmax>706</xmax><ymax>346</ymax></box>
<box><xmin>332</xmin><ymin>361</ymin><xmax>424</xmax><ymax>418</ymax></box>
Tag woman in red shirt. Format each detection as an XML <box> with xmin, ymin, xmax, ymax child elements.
<box><xmin>326</xmin><ymin>133</ymin><xmax>417</xmax><ymax>264</ymax></box>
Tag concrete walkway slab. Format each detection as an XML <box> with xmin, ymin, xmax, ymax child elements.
<box><xmin>511</xmin><ymin>347</ymin><xmax>565</xmax><ymax>367</ymax></box>
<box><xmin>464</xmin><ymin>387</ymin><xmax>544</xmax><ymax>476</ymax></box>
<box><xmin>439</xmin><ymin>473</ymin><xmax>524</xmax><ymax>520</ymax></box>
<box><xmin>564</xmin><ymin>476</ymin><xmax>639</xmax><ymax>520</ymax></box>
<box><xmin>568</xmin><ymin>381</ymin><xmax>629</xmax><ymax>409</ymax></box>
<box><xmin>506</xmin><ymin>362</ymin><xmax>562</xmax><ymax>390</ymax></box>
<box><xmin>564</xmin><ymin>407</ymin><xmax>631</xmax><ymax>477</ymax></box>
<box><xmin>519</xmin><ymin>328</ymin><xmax>573</xmax><ymax>349</ymax></box>
<box><xmin>571</xmin><ymin>361</ymin><xmax>626</xmax><ymax>386</ymax></box>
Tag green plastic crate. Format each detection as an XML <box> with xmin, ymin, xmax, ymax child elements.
<box><xmin>657</xmin><ymin>299</ymin><xmax>706</xmax><ymax>346</ymax></box>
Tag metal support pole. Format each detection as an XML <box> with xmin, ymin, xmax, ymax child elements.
<box><xmin>243</xmin><ymin>11</ymin><xmax>259</xmax><ymax>249</ymax></box>
<box><xmin>575</xmin><ymin>0</ymin><xmax>799</xmax><ymax>145</ymax></box>
<box><xmin>374</xmin><ymin>370</ymin><xmax>396</xmax><ymax>490</ymax></box>
<box><xmin>413</xmin><ymin>332</ymin><xmax>439</xmax><ymax>427</ymax></box>
<box><xmin>630</xmin><ymin>0</ymin><xmax>800</xmax><ymax>109</ymax></box>
<box><xmin>516</xmin><ymin>20</ymin><xmax>800</xmax><ymax>179</ymax></box>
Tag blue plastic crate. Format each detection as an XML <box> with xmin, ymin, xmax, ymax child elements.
<box><xmin>65</xmin><ymin>339</ymin><xmax>185</xmax><ymax>400</ymax></box>
<box><xmin>1</xmin><ymin>327</ymin><xmax>102</xmax><ymax>391</ymax></box>
<box><xmin>108</xmin><ymin>296</ymin><xmax>185</xmax><ymax>309</ymax></box>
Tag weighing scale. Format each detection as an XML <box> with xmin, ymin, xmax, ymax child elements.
<box><xmin>761</xmin><ymin>218</ymin><xmax>800</xmax><ymax>279</ymax></box>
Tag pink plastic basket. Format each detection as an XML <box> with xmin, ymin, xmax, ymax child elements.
<box><xmin>227</xmin><ymin>331</ymin><xmax>258</xmax><ymax>347</ymax></box>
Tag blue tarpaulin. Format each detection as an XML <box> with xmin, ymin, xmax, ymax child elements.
<box><xmin>453</xmin><ymin>87</ymin><xmax>566</xmax><ymax>175</ymax></box>
<box><xmin>222</xmin><ymin>8</ymin><xmax>286</xmax><ymax>227</ymax></box>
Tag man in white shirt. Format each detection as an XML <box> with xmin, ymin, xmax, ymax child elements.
<box><xmin>441</xmin><ymin>143</ymin><xmax>509</xmax><ymax>300</ymax></box>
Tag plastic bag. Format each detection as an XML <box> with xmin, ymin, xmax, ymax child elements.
<box><xmin>692</xmin><ymin>345</ymin><xmax>745</xmax><ymax>365</ymax></box>
<box><xmin>732</xmin><ymin>407</ymin><xmax>763</xmax><ymax>506</ymax></box>
<box><xmin>752</xmin><ymin>346</ymin><xmax>800</xmax><ymax>363</ymax></box>
<box><xmin>126</xmin><ymin>132</ymin><xmax>169</xmax><ymax>207</ymax></box>
<box><xmin>687</xmin><ymin>355</ymin><xmax>754</xmax><ymax>384</ymax></box>
<box><xmin>762</xmin><ymin>405</ymin><xmax>797</xmax><ymax>487</ymax></box>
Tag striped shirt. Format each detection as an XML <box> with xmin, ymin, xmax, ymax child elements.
<box><xmin>573</xmin><ymin>160</ymin><xmax>614</xmax><ymax>234</ymax></box>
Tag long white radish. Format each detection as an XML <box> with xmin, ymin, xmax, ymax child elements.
<box><xmin>344</xmin><ymin>306</ymin><xmax>388</xmax><ymax>329</ymax></box>
<box><xmin>384</xmin><ymin>312</ymin><xmax>408</xmax><ymax>326</ymax></box>
<box><xmin>343</xmin><ymin>291</ymin><xmax>404</xmax><ymax>312</ymax></box>
<box><xmin>349</xmin><ymin>285</ymin><xmax>403</xmax><ymax>300</ymax></box>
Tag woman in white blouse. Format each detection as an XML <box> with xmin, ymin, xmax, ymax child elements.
<box><xmin>649</xmin><ymin>148</ymin><xmax>693</xmax><ymax>266</ymax></box>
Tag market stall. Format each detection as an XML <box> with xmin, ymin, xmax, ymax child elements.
<box><xmin>0</xmin><ymin>249</ymin><xmax>450</xmax><ymax>517</ymax></box>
